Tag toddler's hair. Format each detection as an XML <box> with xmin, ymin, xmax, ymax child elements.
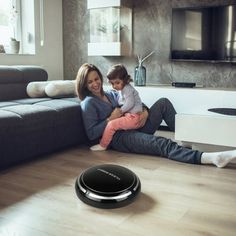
<box><xmin>107</xmin><ymin>64</ymin><xmax>133</xmax><ymax>84</ymax></box>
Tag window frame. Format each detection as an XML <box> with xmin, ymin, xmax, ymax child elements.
<box><xmin>14</xmin><ymin>0</ymin><xmax>22</xmax><ymax>43</ymax></box>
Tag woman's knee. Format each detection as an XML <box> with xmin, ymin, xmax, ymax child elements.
<box><xmin>158</xmin><ymin>97</ymin><xmax>175</xmax><ymax>110</ymax></box>
<box><xmin>157</xmin><ymin>97</ymin><xmax>171</xmax><ymax>105</ymax></box>
<box><xmin>153</xmin><ymin>97</ymin><xmax>170</xmax><ymax>109</ymax></box>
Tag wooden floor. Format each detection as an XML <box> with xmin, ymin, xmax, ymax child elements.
<box><xmin>0</xmin><ymin>145</ymin><xmax>236</xmax><ymax>236</ymax></box>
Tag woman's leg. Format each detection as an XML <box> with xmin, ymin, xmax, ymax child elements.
<box><xmin>111</xmin><ymin>130</ymin><xmax>236</xmax><ymax>167</ymax></box>
<box><xmin>111</xmin><ymin>130</ymin><xmax>202</xmax><ymax>164</ymax></box>
<box><xmin>140</xmin><ymin>98</ymin><xmax>177</xmax><ymax>134</ymax></box>
<box><xmin>201</xmin><ymin>151</ymin><xmax>236</xmax><ymax>168</ymax></box>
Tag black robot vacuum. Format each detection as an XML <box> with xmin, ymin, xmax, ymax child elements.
<box><xmin>75</xmin><ymin>164</ymin><xmax>141</xmax><ymax>209</ymax></box>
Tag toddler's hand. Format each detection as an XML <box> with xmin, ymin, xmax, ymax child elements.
<box><xmin>109</xmin><ymin>108</ymin><xmax>122</xmax><ymax>120</ymax></box>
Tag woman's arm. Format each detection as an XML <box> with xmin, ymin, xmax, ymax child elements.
<box><xmin>81</xmin><ymin>98</ymin><xmax>108</xmax><ymax>140</ymax></box>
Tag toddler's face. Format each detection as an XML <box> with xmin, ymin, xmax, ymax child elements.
<box><xmin>109</xmin><ymin>78</ymin><xmax>124</xmax><ymax>91</ymax></box>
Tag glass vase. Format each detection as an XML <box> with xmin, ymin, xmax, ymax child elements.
<box><xmin>134</xmin><ymin>64</ymin><xmax>146</xmax><ymax>86</ymax></box>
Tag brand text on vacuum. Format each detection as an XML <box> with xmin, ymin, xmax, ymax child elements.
<box><xmin>97</xmin><ymin>168</ymin><xmax>121</xmax><ymax>181</ymax></box>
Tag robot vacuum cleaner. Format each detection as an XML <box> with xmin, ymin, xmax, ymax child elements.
<box><xmin>75</xmin><ymin>164</ymin><xmax>141</xmax><ymax>209</ymax></box>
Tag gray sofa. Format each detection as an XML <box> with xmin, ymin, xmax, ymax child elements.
<box><xmin>0</xmin><ymin>65</ymin><xmax>88</xmax><ymax>169</ymax></box>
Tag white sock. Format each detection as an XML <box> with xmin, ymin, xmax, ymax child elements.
<box><xmin>201</xmin><ymin>149</ymin><xmax>236</xmax><ymax>168</ymax></box>
<box><xmin>90</xmin><ymin>144</ymin><xmax>106</xmax><ymax>151</ymax></box>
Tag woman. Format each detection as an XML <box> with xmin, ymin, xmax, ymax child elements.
<box><xmin>76</xmin><ymin>63</ymin><xmax>236</xmax><ymax>168</ymax></box>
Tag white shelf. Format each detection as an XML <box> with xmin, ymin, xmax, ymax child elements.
<box><xmin>87</xmin><ymin>0</ymin><xmax>131</xmax><ymax>9</ymax></box>
<box><xmin>87</xmin><ymin>0</ymin><xmax>132</xmax><ymax>56</ymax></box>
<box><xmin>88</xmin><ymin>42</ymin><xmax>131</xmax><ymax>56</ymax></box>
<box><xmin>88</xmin><ymin>0</ymin><xmax>121</xmax><ymax>9</ymax></box>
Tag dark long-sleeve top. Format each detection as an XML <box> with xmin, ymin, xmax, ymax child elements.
<box><xmin>81</xmin><ymin>90</ymin><xmax>119</xmax><ymax>141</ymax></box>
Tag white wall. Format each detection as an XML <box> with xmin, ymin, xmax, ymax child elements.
<box><xmin>0</xmin><ymin>0</ymin><xmax>63</xmax><ymax>81</ymax></box>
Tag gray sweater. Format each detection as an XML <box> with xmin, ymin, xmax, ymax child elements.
<box><xmin>118</xmin><ymin>84</ymin><xmax>142</xmax><ymax>114</ymax></box>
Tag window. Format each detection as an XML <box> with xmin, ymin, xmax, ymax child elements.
<box><xmin>0</xmin><ymin>0</ymin><xmax>12</xmax><ymax>45</ymax></box>
<box><xmin>0</xmin><ymin>0</ymin><xmax>35</xmax><ymax>55</ymax></box>
<box><xmin>0</xmin><ymin>0</ymin><xmax>21</xmax><ymax>49</ymax></box>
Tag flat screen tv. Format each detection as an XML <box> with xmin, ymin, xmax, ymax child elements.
<box><xmin>171</xmin><ymin>4</ymin><xmax>236</xmax><ymax>63</ymax></box>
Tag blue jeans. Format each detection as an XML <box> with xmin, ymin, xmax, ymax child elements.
<box><xmin>110</xmin><ymin>98</ymin><xmax>202</xmax><ymax>164</ymax></box>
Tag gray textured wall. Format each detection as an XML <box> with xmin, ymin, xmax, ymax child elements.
<box><xmin>63</xmin><ymin>0</ymin><xmax>236</xmax><ymax>88</ymax></box>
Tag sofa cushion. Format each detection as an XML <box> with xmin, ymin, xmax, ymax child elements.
<box><xmin>1</xmin><ymin>104</ymin><xmax>57</xmax><ymax>128</ymax></box>
<box><xmin>12</xmin><ymin>97</ymin><xmax>52</xmax><ymax>104</ymax></box>
<box><xmin>0</xmin><ymin>109</ymin><xmax>22</xmax><ymax>130</ymax></box>
<box><xmin>0</xmin><ymin>101</ymin><xmax>19</xmax><ymax>108</ymax></box>
<box><xmin>0</xmin><ymin>98</ymin><xmax>82</xmax><ymax>129</ymax></box>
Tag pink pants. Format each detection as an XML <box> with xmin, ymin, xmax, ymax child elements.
<box><xmin>100</xmin><ymin>113</ymin><xmax>142</xmax><ymax>148</ymax></box>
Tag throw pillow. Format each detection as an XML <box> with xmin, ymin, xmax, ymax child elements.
<box><xmin>26</xmin><ymin>81</ymin><xmax>50</xmax><ymax>98</ymax></box>
<box><xmin>45</xmin><ymin>80</ymin><xmax>76</xmax><ymax>98</ymax></box>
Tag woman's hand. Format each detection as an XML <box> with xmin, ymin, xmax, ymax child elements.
<box><xmin>108</xmin><ymin>108</ymin><xmax>122</xmax><ymax>121</ymax></box>
<box><xmin>137</xmin><ymin>108</ymin><xmax>148</xmax><ymax>127</ymax></box>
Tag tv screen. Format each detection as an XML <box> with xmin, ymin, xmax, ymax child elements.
<box><xmin>171</xmin><ymin>4</ymin><xmax>236</xmax><ymax>62</ymax></box>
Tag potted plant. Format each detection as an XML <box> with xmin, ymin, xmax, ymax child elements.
<box><xmin>9</xmin><ymin>37</ymin><xmax>20</xmax><ymax>54</ymax></box>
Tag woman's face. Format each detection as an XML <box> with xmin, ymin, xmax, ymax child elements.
<box><xmin>86</xmin><ymin>70</ymin><xmax>102</xmax><ymax>96</ymax></box>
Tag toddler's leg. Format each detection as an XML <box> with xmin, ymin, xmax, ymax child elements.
<box><xmin>90</xmin><ymin>119</ymin><xmax>122</xmax><ymax>151</ymax></box>
<box><xmin>99</xmin><ymin>115</ymin><xmax>140</xmax><ymax>148</ymax></box>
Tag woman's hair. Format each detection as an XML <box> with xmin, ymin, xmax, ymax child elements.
<box><xmin>75</xmin><ymin>63</ymin><xmax>104</xmax><ymax>100</ymax></box>
<box><xmin>107</xmin><ymin>64</ymin><xmax>133</xmax><ymax>84</ymax></box>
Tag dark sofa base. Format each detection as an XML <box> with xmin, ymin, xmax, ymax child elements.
<box><xmin>0</xmin><ymin>97</ymin><xmax>88</xmax><ymax>169</ymax></box>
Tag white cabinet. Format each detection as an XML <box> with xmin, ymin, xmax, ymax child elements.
<box><xmin>87</xmin><ymin>0</ymin><xmax>132</xmax><ymax>56</ymax></box>
<box><xmin>134</xmin><ymin>85</ymin><xmax>236</xmax><ymax>150</ymax></box>
<box><xmin>175</xmin><ymin>114</ymin><xmax>236</xmax><ymax>148</ymax></box>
